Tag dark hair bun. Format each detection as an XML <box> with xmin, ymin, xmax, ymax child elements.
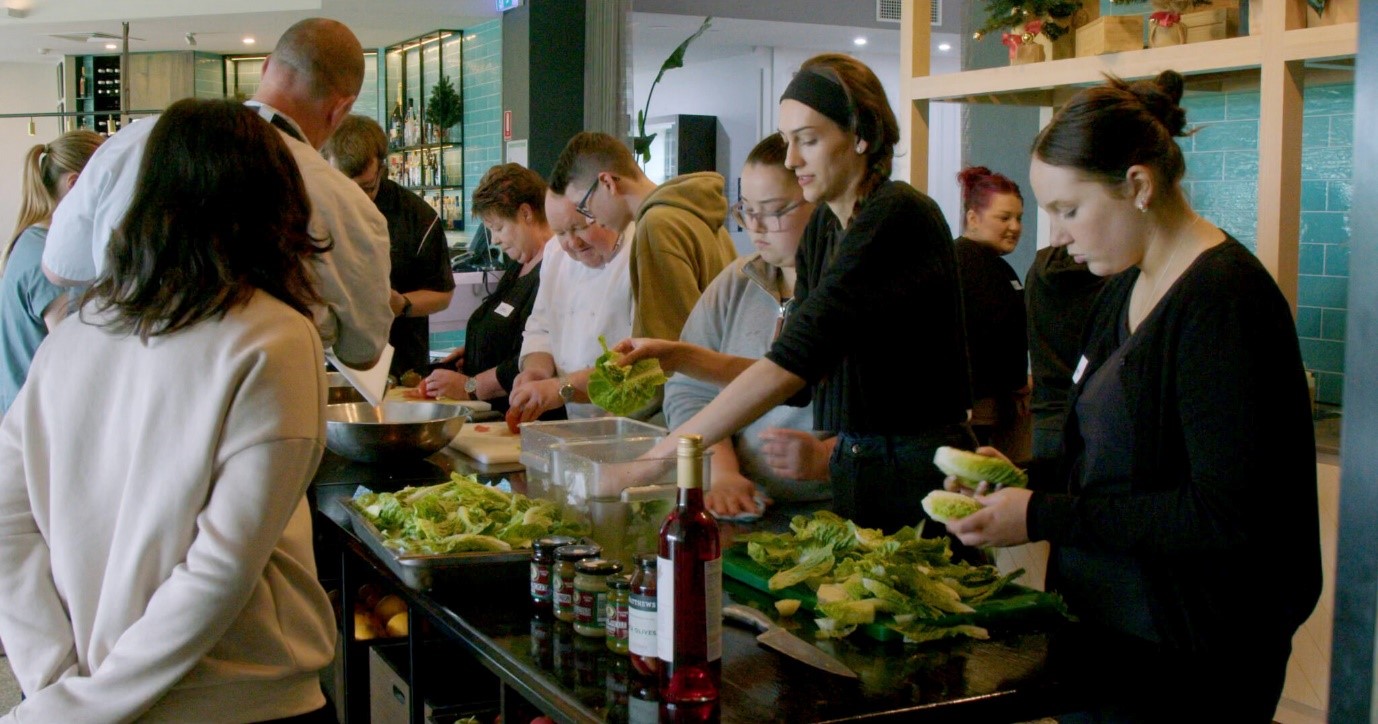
<box><xmin>1127</xmin><ymin>70</ymin><xmax>1187</xmax><ymax>137</ymax></box>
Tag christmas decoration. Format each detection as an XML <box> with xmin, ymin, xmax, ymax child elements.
<box><xmin>976</xmin><ymin>1</ymin><xmax>1083</xmax><ymax>41</ymax></box>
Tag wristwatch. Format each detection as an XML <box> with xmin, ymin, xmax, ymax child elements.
<box><xmin>558</xmin><ymin>377</ymin><xmax>575</xmax><ymax>403</ymax></box>
<box><xmin>464</xmin><ymin>376</ymin><xmax>479</xmax><ymax>395</ymax></box>
<box><xmin>399</xmin><ymin>295</ymin><xmax>413</xmax><ymax>317</ymax></box>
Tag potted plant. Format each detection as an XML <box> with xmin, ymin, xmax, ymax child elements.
<box><xmin>632</xmin><ymin>16</ymin><xmax>712</xmax><ymax>167</ymax></box>
<box><xmin>425</xmin><ymin>74</ymin><xmax>462</xmax><ymax>143</ymax></box>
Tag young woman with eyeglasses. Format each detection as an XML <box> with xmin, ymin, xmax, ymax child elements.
<box><xmin>617</xmin><ymin>54</ymin><xmax>976</xmax><ymax>538</ymax></box>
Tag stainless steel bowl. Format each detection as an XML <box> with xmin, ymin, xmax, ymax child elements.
<box><xmin>326</xmin><ymin>371</ymin><xmax>367</xmax><ymax>405</ymax></box>
<box><xmin>325</xmin><ymin>401</ymin><xmax>468</xmax><ymax>463</ymax></box>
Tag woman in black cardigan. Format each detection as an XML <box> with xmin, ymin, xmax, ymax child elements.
<box><xmin>945</xmin><ymin>71</ymin><xmax>1321</xmax><ymax>722</ymax></box>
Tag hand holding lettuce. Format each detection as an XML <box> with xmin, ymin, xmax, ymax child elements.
<box><xmin>932</xmin><ymin>446</ymin><xmax>1027</xmax><ymax>490</ymax></box>
<box><xmin>588</xmin><ymin>335</ymin><xmax>668</xmax><ymax>416</ymax></box>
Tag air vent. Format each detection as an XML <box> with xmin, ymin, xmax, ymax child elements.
<box><xmin>876</xmin><ymin>0</ymin><xmax>901</xmax><ymax>23</ymax></box>
<box><xmin>875</xmin><ymin>0</ymin><xmax>941</xmax><ymax>26</ymax></box>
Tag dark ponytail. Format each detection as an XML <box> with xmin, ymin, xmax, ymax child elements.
<box><xmin>1032</xmin><ymin>70</ymin><xmax>1192</xmax><ymax>187</ymax></box>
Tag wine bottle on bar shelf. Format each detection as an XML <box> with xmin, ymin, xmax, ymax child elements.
<box><xmin>657</xmin><ymin>434</ymin><xmax>721</xmax><ymax>720</ymax></box>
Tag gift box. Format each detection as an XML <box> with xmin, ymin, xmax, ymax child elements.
<box><xmin>1148</xmin><ymin>3</ymin><xmax>1240</xmax><ymax>48</ymax></box>
<box><xmin>1076</xmin><ymin>15</ymin><xmax>1145</xmax><ymax>57</ymax></box>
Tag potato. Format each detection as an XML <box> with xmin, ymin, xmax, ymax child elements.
<box><xmin>775</xmin><ymin>599</ymin><xmax>802</xmax><ymax>617</ymax></box>
<box><xmin>373</xmin><ymin>594</ymin><xmax>407</xmax><ymax>622</ymax></box>
<box><xmin>385</xmin><ymin>612</ymin><xmax>409</xmax><ymax>638</ymax></box>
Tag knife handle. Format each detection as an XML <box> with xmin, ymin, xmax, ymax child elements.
<box><xmin>723</xmin><ymin>603</ymin><xmax>774</xmax><ymax>633</ymax></box>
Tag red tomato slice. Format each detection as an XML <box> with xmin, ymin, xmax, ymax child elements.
<box><xmin>472</xmin><ymin>424</ymin><xmax>490</xmax><ymax>433</ymax></box>
<box><xmin>505</xmin><ymin>406</ymin><xmax>522</xmax><ymax>435</ymax></box>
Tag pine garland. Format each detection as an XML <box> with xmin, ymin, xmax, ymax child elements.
<box><xmin>975</xmin><ymin>1</ymin><xmax>1083</xmax><ymax>40</ymax></box>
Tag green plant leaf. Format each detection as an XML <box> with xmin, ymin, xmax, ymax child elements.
<box><xmin>636</xmin><ymin>16</ymin><xmax>711</xmax><ymax>167</ymax></box>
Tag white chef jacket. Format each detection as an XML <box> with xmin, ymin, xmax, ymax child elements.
<box><xmin>42</xmin><ymin>102</ymin><xmax>394</xmax><ymax>368</ymax></box>
<box><xmin>519</xmin><ymin>223</ymin><xmax>634</xmax><ymax>419</ymax></box>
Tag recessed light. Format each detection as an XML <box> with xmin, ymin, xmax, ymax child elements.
<box><xmin>938</xmin><ymin>42</ymin><xmax>952</xmax><ymax>52</ymax></box>
<box><xmin>104</xmin><ymin>43</ymin><xmax>117</xmax><ymax>50</ymax></box>
<box><xmin>853</xmin><ymin>36</ymin><xmax>868</xmax><ymax>47</ymax></box>
<box><xmin>242</xmin><ymin>36</ymin><xmax>256</xmax><ymax>45</ymax></box>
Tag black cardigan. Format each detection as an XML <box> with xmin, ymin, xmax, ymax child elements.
<box><xmin>1026</xmin><ymin>238</ymin><xmax>1321</xmax><ymax>652</ymax></box>
<box><xmin>954</xmin><ymin>237</ymin><xmax>1027</xmax><ymax>400</ymax></box>
<box><xmin>766</xmin><ymin>180</ymin><xmax>972</xmax><ymax>434</ymax></box>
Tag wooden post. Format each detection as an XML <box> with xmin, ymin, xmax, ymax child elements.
<box><xmin>1254</xmin><ymin>0</ymin><xmax>1307</xmax><ymax>312</ymax></box>
<box><xmin>901</xmin><ymin>0</ymin><xmax>931</xmax><ymax>192</ymax></box>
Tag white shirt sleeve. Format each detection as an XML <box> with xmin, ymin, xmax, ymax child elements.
<box><xmin>520</xmin><ymin>236</ymin><xmax>562</xmax><ymax>363</ymax></box>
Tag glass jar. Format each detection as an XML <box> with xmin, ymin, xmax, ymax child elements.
<box><xmin>606</xmin><ymin>574</ymin><xmax>632</xmax><ymax>654</ymax></box>
<box><xmin>531</xmin><ymin>535</ymin><xmax>579</xmax><ymax>611</ymax></box>
<box><xmin>573</xmin><ymin>558</ymin><xmax>624</xmax><ymax>638</ymax></box>
<box><xmin>627</xmin><ymin>553</ymin><xmax>660</xmax><ymax>676</ymax></box>
<box><xmin>553</xmin><ymin>543</ymin><xmax>601</xmax><ymax>623</ymax></box>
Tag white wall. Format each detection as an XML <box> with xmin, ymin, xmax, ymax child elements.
<box><xmin>631</xmin><ymin>46</ymin><xmax>964</xmax><ymax>252</ymax></box>
<box><xmin>0</xmin><ymin>62</ymin><xmax>64</xmax><ymax>242</ymax></box>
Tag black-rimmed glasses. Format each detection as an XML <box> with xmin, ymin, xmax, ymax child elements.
<box><xmin>732</xmin><ymin>200</ymin><xmax>804</xmax><ymax>232</ymax></box>
<box><xmin>575</xmin><ymin>176</ymin><xmax>600</xmax><ymax>219</ymax></box>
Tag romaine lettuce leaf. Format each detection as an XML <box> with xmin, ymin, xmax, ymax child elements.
<box><xmin>587</xmin><ymin>335</ymin><xmax>668</xmax><ymax>416</ymax></box>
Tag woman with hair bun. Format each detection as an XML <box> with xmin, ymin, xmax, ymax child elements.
<box><xmin>954</xmin><ymin>166</ymin><xmax>1030</xmax><ymax>458</ymax></box>
<box><xmin>619</xmin><ymin>53</ymin><xmax>976</xmax><ymax>540</ymax></box>
<box><xmin>944</xmin><ymin>71</ymin><xmax>1321</xmax><ymax>720</ymax></box>
<box><xmin>0</xmin><ymin>129</ymin><xmax>103</xmax><ymax>416</ymax></box>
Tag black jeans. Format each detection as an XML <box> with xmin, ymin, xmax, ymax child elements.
<box><xmin>829</xmin><ymin>424</ymin><xmax>980</xmax><ymax>553</ymax></box>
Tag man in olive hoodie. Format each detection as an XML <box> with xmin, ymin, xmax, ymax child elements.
<box><xmin>550</xmin><ymin>131</ymin><xmax>737</xmax><ymax>342</ymax></box>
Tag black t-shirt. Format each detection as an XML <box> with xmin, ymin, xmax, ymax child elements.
<box><xmin>374</xmin><ymin>179</ymin><xmax>456</xmax><ymax>377</ymax></box>
<box><xmin>1024</xmin><ymin>245</ymin><xmax>1106</xmax><ymax>430</ymax></box>
<box><xmin>954</xmin><ymin>237</ymin><xmax>1027</xmax><ymax>400</ymax></box>
<box><xmin>462</xmin><ymin>257</ymin><xmax>540</xmax><ymax>412</ymax></box>
<box><xmin>766</xmin><ymin>180</ymin><xmax>971</xmax><ymax>433</ymax></box>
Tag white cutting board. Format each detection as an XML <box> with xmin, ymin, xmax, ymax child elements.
<box><xmin>448</xmin><ymin>421</ymin><xmax>522</xmax><ymax>464</ymax></box>
<box><xmin>383</xmin><ymin>387</ymin><xmax>492</xmax><ymax>413</ymax></box>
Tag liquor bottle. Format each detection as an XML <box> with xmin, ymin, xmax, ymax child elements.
<box><xmin>657</xmin><ymin>434</ymin><xmax>721</xmax><ymax>716</ymax></box>
<box><xmin>389</xmin><ymin>93</ymin><xmax>404</xmax><ymax>150</ymax></box>
<box><xmin>405</xmin><ymin>98</ymin><xmax>417</xmax><ymax>147</ymax></box>
<box><xmin>78</xmin><ymin>65</ymin><xmax>87</xmax><ymax>97</ymax></box>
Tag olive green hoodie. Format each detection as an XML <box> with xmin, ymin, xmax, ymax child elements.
<box><xmin>629</xmin><ymin>171</ymin><xmax>738</xmax><ymax>340</ymax></box>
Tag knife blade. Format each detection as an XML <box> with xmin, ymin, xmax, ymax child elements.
<box><xmin>723</xmin><ymin>603</ymin><xmax>858</xmax><ymax>679</ymax></box>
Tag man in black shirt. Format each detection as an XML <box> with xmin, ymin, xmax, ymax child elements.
<box><xmin>324</xmin><ymin>115</ymin><xmax>455</xmax><ymax>378</ymax></box>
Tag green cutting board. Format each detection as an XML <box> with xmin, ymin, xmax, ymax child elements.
<box><xmin>722</xmin><ymin>545</ymin><xmax>1066</xmax><ymax>643</ymax></box>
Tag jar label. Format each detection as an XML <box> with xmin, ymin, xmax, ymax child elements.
<box><xmin>608</xmin><ymin>599</ymin><xmax>629</xmax><ymax>640</ymax></box>
<box><xmin>575</xmin><ymin>589</ymin><xmax>607</xmax><ymax>627</ymax></box>
<box><xmin>555</xmin><ymin>571</ymin><xmax>574</xmax><ymax>609</ymax></box>
<box><xmin>531</xmin><ymin>562</ymin><xmax>552</xmax><ymax>600</ymax></box>
<box><xmin>629</xmin><ymin>593</ymin><xmax>657</xmax><ymax>657</ymax></box>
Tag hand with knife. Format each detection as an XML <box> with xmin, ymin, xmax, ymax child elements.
<box><xmin>723</xmin><ymin>603</ymin><xmax>857</xmax><ymax>679</ymax></box>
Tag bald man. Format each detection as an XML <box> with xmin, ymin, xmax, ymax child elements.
<box><xmin>42</xmin><ymin>18</ymin><xmax>392</xmax><ymax>368</ymax></box>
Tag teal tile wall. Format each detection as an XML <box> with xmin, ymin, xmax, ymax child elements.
<box><xmin>1181</xmin><ymin>83</ymin><xmax>1353</xmax><ymax>405</ymax></box>
<box><xmin>193</xmin><ymin>52</ymin><xmax>224</xmax><ymax>98</ymax></box>
<box><xmin>354</xmin><ymin>51</ymin><xmax>380</xmax><ymax>122</ymax></box>
<box><xmin>462</xmin><ymin>19</ymin><xmax>502</xmax><ymax>225</ymax></box>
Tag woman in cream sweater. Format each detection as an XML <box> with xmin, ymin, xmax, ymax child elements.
<box><xmin>0</xmin><ymin>99</ymin><xmax>337</xmax><ymax>722</ymax></box>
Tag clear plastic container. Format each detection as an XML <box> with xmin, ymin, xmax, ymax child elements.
<box><xmin>519</xmin><ymin>417</ymin><xmax>667</xmax><ymax>475</ymax></box>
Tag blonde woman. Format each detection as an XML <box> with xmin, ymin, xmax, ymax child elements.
<box><xmin>0</xmin><ymin>129</ymin><xmax>102</xmax><ymax>415</ymax></box>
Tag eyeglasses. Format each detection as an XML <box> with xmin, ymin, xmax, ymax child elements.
<box><xmin>575</xmin><ymin>176</ymin><xmax>600</xmax><ymax>219</ymax></box>
<box><xmin>732</xmin><ymin>200</ymin><xmax>805</xmax><ymax>232</ymax></box>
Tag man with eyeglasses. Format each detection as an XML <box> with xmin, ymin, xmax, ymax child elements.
<box><xmin>549</xmin><ymin>132</ymin><xmax>736</xmax><ymax>346</ymax></box>
<box><xmin>507</xmin><ymin>191</ymin><xmax>634</xmax><ymax>420</ymax></box>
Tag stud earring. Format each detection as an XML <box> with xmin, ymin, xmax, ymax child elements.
<box><xmin>1137</xmin><ymin>201</ymin><xmax>1148</xmax><ymax>213</ymax></box>
<box><xmin>855</xmin><ymin>143</ymin><xmax>865</xmax><ymax>155</ymax></box>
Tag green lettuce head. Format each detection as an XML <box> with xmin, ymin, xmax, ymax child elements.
<box><xmin>921</xmin><ymin>490</ymin><xmax>983</xmax><ymax>525</ymax></box>
<box><xmin>932</xmin><ymin>446</ymin><xmax>1028</xmax><ymax>489</ymax></box>
<box><xmin>588</xmin><ymin>335</ymin><xmax>668</xmax><ymax>416</ymax></box>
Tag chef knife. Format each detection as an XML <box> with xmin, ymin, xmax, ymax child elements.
<box><xmin>723</xmin><ymin>603</ymin><xmax>858</xmax><ymax>679</ymax></box>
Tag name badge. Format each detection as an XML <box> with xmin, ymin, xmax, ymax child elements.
<box><xmin>495</xmin><ymin>302</ymin><xmax>515</xmax><ymax>318</ymax></box>
<box><xmin>1071</xmin><ymin>355</ymin><xmax>1089</xmax><ymax>385</ymax></box>
<box><xmin>1010</xmin><ymin>279</ymin><xmax>1024</xmax><ymax>291</ymax></box>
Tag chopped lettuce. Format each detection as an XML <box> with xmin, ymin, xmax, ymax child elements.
<box><xmin>735</xmin><ymin>510</ymin><xmax>1068</xmax><ymax>646</ymax></box>
<box><xmin>587</xmin><ymin>335</ymin><xmax>668</xmax><ymax>416</ymax></box>
<box><xmin>351</xmin><ymin>473</ymin><xmax>589</xmax><ymax>555</ymax></box>
<box><xmin>932</xmin><ymin>446</ymin><xmax>1028</xmax><ymax>489</ymax></box>
<box><xmin>921</xmin><ymin>490</ymin><xmax>983</xmax><ymax>525</ymax></box>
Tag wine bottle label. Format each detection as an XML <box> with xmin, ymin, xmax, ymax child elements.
<box><xmin>655</xmin><ymin>555</ymin><xmax>724</xmax><ymax>663</ymax></box>
<box><xmin>629</xmin><ymin>592</ymin><xmax>656</xmax><ymax>656</ymax></box>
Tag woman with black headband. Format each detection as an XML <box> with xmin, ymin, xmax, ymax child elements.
<box><xmin>620</xmin><ymin>53</ymin><xmax>975</xmax><ymax>538</ymax></box>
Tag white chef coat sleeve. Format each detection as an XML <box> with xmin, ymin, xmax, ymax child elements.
<box><xmin>520</xmin><ymin>237</ymin><xmax>562</xmax><ymax>363</ymax></box>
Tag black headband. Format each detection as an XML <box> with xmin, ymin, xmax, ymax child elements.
<box><xmin>780</xmin><ymin>69</ymin><xmax>853</xmax><ymax>130</ymax></box>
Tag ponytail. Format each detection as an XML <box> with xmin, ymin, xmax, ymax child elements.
<box><xmin>4</xmin><ymin>130</ymin><xmax>103</xmax><ymax>272</ymax></box>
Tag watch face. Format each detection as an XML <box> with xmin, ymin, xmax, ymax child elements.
<box><xmin>465</xmin><ymin>377</ymin><xmax>478</xmax><ymax>394</ymax></box>
<box><xmin>559</xmin><ymin>383</ymin><xmax>575</xmax><ymax>402</ymax></box>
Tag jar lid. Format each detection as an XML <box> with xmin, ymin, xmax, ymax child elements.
<box><xmin>555</xmin><ymin>543</ymin><xmax>602</xmax><ymax>561</ymax></box>
<box><xmin>534</xmin><ymin>535</ymin><xmax>580</xmax><ymax>553</ymax></box>
<box><xmin>575</xmin><ymin>558</ymin><xmax>624</xmax><ymax>576</ymax></box>
<box><xmin>607</xmin><ymin>574</ymin><xmax>632</xmax><ymax>590</ymax></box>
<box><xmin>634</xmin><ymin>552</ymin><xmax>657</xmax><ymax>569</ymax></box>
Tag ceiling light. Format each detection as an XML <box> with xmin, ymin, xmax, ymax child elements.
<box><xmin>853</xmin><ymin>36</ymin><xmax>868</xmax><ymax>47</ymax></box>
<box><xmin>242</xmin><ymin>36</ymin><xmax>255</xmax><ymax>45</ymax></box>
<box><xmin>104</xmin><ymin>43</ymin><xmax>116</xmax><ymax>50</ymax></box>
<box><xmin>938</xmin><ymin>42</ymin><xmax>952</xmax><ymax>52</ymax></box>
